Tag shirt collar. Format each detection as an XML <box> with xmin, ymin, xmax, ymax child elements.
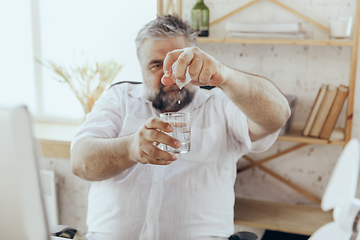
<box><xmin>127</xmin><ymin>83</ymin><xmax>148</xmax><ymax>101</ymax></box>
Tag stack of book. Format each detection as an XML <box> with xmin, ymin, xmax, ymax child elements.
<box><xmin>225</xmin><ymin>22</ymin><xmax>305</xmax><ymax>39</ymax></box>
<box><xmin>302</xmin><ymin>84</ymin><xmax>349</xmax><ymax>139</ymax></box>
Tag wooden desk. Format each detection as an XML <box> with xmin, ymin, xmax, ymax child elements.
<box><xmin>234</xmin><ymin>198</ymin><xmax>333</xmax><ymax>236</ymax></box>
<box><xmin>34</xmin><ymin>122</ymin><xmax>78</xmax><ymax>159</ymax></box>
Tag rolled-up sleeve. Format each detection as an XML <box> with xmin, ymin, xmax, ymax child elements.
<box><xmin>223</xmin><ymin>95</ymin><xmax>280</xmax><ymax>154</ymax></box>
<box><xmin>71</xmin><ymin>87</ymin><xmax>124</xmax><ymax>150</ymax></box>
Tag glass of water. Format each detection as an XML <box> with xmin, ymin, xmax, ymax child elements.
<box><xmin>159</xmin><ymin>112</ymin><xmax>191</xmax><ymax>154</ymax></box>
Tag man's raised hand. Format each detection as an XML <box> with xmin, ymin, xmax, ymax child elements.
<box><xmin>128</xmin><ymin>117</ymin><xmax>180</xmax><ymax>165</ymax></box>
<box><xmin>161</xmin><ymin>47</ymin><xmax>227</xmax><ymax>87</ymax></box>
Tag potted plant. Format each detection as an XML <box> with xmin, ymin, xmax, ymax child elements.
<box><xmin>36</xmin><ymin>57</ymin><xmax>123</xmax><ymax>114</ymax></box>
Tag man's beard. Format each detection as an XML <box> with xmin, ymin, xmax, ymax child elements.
<box><xmin>146</xmin><ymin>84</ymin><xmax>196</xmax><ymax>112</ymax></box>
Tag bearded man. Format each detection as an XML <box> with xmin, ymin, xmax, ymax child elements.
<box><xmin>70</xmin><ymin>15</ymin><xmax>290</xmax><ymax>240</ymax></box>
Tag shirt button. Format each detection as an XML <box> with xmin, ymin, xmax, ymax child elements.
<box><xmin>154</xmin><ymin>178</ymin><xmax>160</xmax><ymax>183</ymax></box>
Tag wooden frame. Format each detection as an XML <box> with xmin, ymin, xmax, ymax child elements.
<box><xmin>209</xmin><ymin>0</ymin><xmax>328</xmax><ymax>32</ymax></box>
<box><xmin>239</xmin><ymin>143</ymin><xmax>322</xmax><ymax>204</ymax></box>
<box><xmin>157</xmin><ymin>0</ymin><xmax>182</xmax><ymax>17</ymax></box>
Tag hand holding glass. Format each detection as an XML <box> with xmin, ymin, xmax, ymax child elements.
<box><xmin>159</xmin><ymin>112</ymin><xmax>191</xmax><ymax>154</ymax></box>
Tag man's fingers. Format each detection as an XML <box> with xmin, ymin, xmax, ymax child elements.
<box><xmin>138</xmin><ymin>150</ymin><xmax>177</xmax><ymax>165</ymax></box>
<box><xmin>198</xmin><ymin>64</ymin><xmax>214</xmax><ymax>84</ymax></box>
<box><xmin>142</xmin><ymin>144</ymin><xmax>178</xmax><ymax>162</ymax></box>
<box><xmin>167</xmin><ymin>121</ymin><xmax>187</xmax><ymax>128</ymax></box>
<box><xmin>161</xmin><ymin>75</ymin><xmax>175</xmax><ymax>85</ymax></box>
<box><xmin>188</xmin><ymin>57</ymin><xmax>203</xmax><ymax>81</ymax></box>
<box><xmin>174</xmin><ymin>51</ymin><xmax>195</xmax><ymax>82</ymax></box>
<box><xmin>163</xmin><ymin>47</ymin><xmax>223</xmax><ymax>86</ymax></box>
<box><xmin>189</xmin><ymin>80</ymin><xmax>207</xmax><ymax>86</ymax></box>
<box><xmin>145</xmin><ymin>117</ymin><xmax>174</xmax><ymax>132</ymax></box>
<box><xmin>163</xmin><ymin>49</ymin><xmax>184</xmax><ymax>77</ymax></box>
<box><xmin>144</xmin><ymin>129</ymin><xmax>181</xmax><ymax>149</ymax></box>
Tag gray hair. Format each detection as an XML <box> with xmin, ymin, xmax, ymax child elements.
<box><xmin>135</xmin><ymin>15</ymin><xmax>197</xmax><ymax>58</ymax></box>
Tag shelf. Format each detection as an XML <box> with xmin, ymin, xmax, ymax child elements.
<box><xmin>234</xmin><ymin>198</ymin><xmax>333</xmax><ymax>236</ymax></box>
<box><xmin>277</xmin><ymin>125</ymin><xmax>346</xmax><ymax>146</ymax></box>
<box><xmin>197</xmin><ymin>37</ymin><xmax>354</xmax><ymax>46</ymax></box>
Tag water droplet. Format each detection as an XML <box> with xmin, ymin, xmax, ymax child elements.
<box><xmin>177</xmin><ymin>91</ymin><xmax>181</xmax><ymax>104</ymax></box>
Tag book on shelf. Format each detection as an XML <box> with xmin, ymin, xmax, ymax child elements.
<box><xmin>302</xmin><ymin>84</ymin><xmax>328</xmax><ymax>137</ymax></box>
<box><xmin>309</xmin><ymin>84</ymin><xmax>338</xmax><ymax>138</ymax></box>
<box><xmin>225</xmin><ymin>22</ymin><xmax>301</xmax><ymax>33</ymax></box>
<box><xmin>319</xmin><ymin>85</ymin><xmax>349</xmax><ymax>139</ymax></box>
<box><xmin>228</xmin><ymin>31</ymin><xmax>305</xmax><ymax>39</ymax></box>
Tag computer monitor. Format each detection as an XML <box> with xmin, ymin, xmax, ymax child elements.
<box><xmin>0</xmin><ymin>105</ymin><xmax>50</xmax><ymax>240</ymax></box>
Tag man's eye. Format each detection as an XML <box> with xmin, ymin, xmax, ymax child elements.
<box><xmin>151</xmin><ymin>64</ymin><xmax>161</xmax><ymax>69</ymax></box>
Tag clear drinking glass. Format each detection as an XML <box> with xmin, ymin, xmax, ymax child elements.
<box><xmin>159</xmin><ymin>112</ymin><xmax>191</xmax><ymax>154</ymax></box>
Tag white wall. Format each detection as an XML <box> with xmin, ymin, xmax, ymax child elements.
<box><xmin>39</xmin><ymin>0</ymin><xmax>360</xmax><ymax>232</ymax></box>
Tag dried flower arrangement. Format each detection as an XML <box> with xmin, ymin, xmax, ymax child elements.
<box><xmin>36</xmin><ymin>57</ymin><xmax>123</xmax><ymax>114</ymax></box>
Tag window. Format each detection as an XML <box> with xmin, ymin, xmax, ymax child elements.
<box><xmin>1</xmin><ymin>0</ymin><xmax>156</xmax><ymax>123</ymax></box>
<box><xmin>0</xmin><ymin>0</ymin><xmax>37</xmax><ymax>113</ymax></box>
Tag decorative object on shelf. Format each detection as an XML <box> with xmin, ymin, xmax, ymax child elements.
<box><xmin>309</xmin><ymin>84</ymin><xmax>338</xmax><ymax>138</ymax></box>
<box><xmin>190</xmin><ymin>0</ymin><xmax>209</xmax><ymax>37</ymax></box>
<box><xmin>302</xmin><ymin>84</ymin><xmax>348</xmax><ymax>139</ymax></box>
<box><xmin>329</xmin><ymin>16</ymin><xmax>353</xmax><ymax>39</ymax></box>
<box><xmin>227</xmin><ymin>31</ymin><xmax>305</xmax><ymax>39</ymax></box>
<box><xmin>302</xmin><ymin>84</ymin><xmax>328</xmax><ymax>137</ymax></box>
<box><xmin>226</xmin><ymin>21</ymin><xmax>305</xmax><ymax>39</ymax></box>
<box><xmin>319</xmin><ymin>85</ymin><xmax>349</xmax><ymax>139</ymax></box>
<box><xmin>157</xmin><ymin>0</ymin><xmax>182</xmax><ymax>17</ymax></box>
<box><xmin>35</xmin><ymin>57</ymin><xmax>123</xmax><ymax>115</ymax></box>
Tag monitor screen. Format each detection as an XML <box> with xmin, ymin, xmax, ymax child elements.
<box><xmin>0</xmin><ymin>105</ymin><xmax>50</xmax><ymax>240</ymax></box>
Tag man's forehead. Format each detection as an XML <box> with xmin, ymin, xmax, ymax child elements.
<box><xmin>140</xmin><ymin>36</ymin><xmax>189</xmax><ymax>57</ymax></box>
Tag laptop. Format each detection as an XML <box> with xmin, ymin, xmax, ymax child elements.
<box><xmin>0</xmin><ymin>105</ymin><xmax>66</xmax><ymax>240</ymax></box>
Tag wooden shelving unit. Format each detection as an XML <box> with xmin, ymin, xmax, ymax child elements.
<box><xmin>277</xmin><ymin>125</ymin><xmax>346</xmax><ymax>146</ymax></box>
<box><xmin>196</xmin><ymin>0</ymin><xmax>360</xmax><ymax>145</ymax></box>
<box><xmin>157</xmin><ymin>0</ymin><xmax>359</xmax><ymax>145</ymax></box>
<box><xmin>197</xmin><ymin>37</ymin><xmax>354</xmax><ymax>46</ymax></box>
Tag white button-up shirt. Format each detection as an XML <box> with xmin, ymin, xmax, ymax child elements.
<box><xmin>71</xmin><ymin>83</ymin><xmax>279</xmax><ymax>240</ymax></box>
